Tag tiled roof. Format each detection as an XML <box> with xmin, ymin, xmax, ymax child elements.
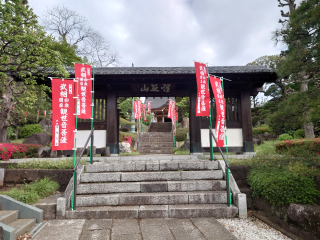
<box><xmin>66</xmin><ymin>66</ymin><xmax>273</xmax><ymax>75</ymax></box>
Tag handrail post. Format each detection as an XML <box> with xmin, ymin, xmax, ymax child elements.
<box><xmin>209</xmin><ymin>126</ymin><xmax>232</xmax><ymax>207</ymax></box>
<box><xmin>225</xmin><ymin>165</ymin><xmax>231</xmax><ymax>206</ymax></box>
<box><xmin>73</xmin><ymin>169</ymin><xmax>77</xmax><ymax>210</ymax></box>
<box><xmin>209</xmin><ymin>129</ymin><xmax>213</xmax><ymax>161</ymax></box>
<box><xmin>90</xmin><ymin>130</ymin><xmax>94</xmax><ymax>164</ymax></box>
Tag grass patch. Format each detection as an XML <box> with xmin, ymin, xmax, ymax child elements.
<box><xmin>120</xmin><ymin>152</ymin><xmax>140</xmax><ymax>156</ymax></box>
<box><xmin>174</xmin><ymin>150</ymin><xmax>190</xmax><ymax>155</ymax></box>
<box><xmin>254</xmin><ymin>140</ymin><xmax>281</xmax><ymax>155</ymax></box>
<box><xmin>8</xmin><ymin>159</ymin><xmax>87</xmax><ymax>169</ymax></box>
<box><xmin>1</xmin><ymin>177</ymin><xmax>59</xmax><ymax>204</ymax></box>
<box><xmin>10</xmin><ymin>138</ymin><xmax>25</xmax><ymax>144</ymax></box>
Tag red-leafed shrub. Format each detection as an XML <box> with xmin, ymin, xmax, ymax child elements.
<box><xmin>275</xmin><ymin>138</ymin><xmax>320</xmax><ymax>156</ymax></box>
<box><xmin>0</xmin><ymin>143</ymin><xmax>41</xmax><ymax>161</ymax></box>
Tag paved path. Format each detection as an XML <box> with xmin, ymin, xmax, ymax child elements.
<box><xmin>33</xmin><ymin>218</ymin><xmax>237</xmax><ymax>240</ymax></box>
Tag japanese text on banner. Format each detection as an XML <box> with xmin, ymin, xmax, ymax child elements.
<box><xmin>194</xmin><ymin>62</ymin><xmax>210</xmax><ymax>116</ymax></box>
<box><xmin>51</xmin><ymin>79</ymin><xmax>75</xmax><ymax>150</ymax></box>
<box><xmin>168</xmin><ymin>99</ymin><xmax>172</xmax><ymax>118</ymax></box>
<box><xmin>74</xmin><ymin>63</ymin><xmax>92</xmax><ymax>119</ymax></box>
<box><xmin>209</xmin><ymin>76</ymin><xmax>225</xmax><ymax>147</ymax></box>
<box><xmin>142</xmin><ymin>104</ymin><xmax>147</xmax><ymax>122</ymax></box>
<box><xmin>147</xmin><ymin>101</ymin><xmax>151</xmax><ymax>114</ymax></box>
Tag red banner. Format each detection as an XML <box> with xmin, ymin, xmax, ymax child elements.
<box><xmin>52</xmin><ymin>79</ymin><xmax>75</xmax><ymax>151</ymax></box>
<box><xmin>44</xmin><ymin>110</ymin><xmax>46</xmax><ymax>116</ymax></box>
<box><xmin>173</xmin><ymin>107</ymin><xmax>177</xmax><ymax>136</ymax></box>
<box><xmin>194</xmin><ymin>62</ymin><xmax>210</xmax><ymax>116</ymax></box>
<box><xmin>142</xmin><ymin>104</ymin><xmax>147</xmax><ymax>122</ymax></box>
<box><xmin>74</xmin><ymin>63</ymin><xmax>92</xmax><ymax>119</ymax></box>
<box><xmin>168</xmin><ymin>99</ymin><xmax>172</xmax><ymax>118</ymax></box>
<box><xmin>147</xmin><ymin>101</ymin><xmax>151</xmax><ymax>114</ymax></box>
<box><xmin>137</xmin><ymin>100</ymin><xmax>141</xmax><ymax>118</ymax></box>
<box><xmin>210</xmin><ymin>76</ymin><xmax>225</xmax><ymax>147</ymax></box>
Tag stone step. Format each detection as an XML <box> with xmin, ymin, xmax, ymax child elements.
<box><xmin>81</xmin><ymin>170</ymin><xmax>222</xmax><ymax>184</ymax></box>
<box><xmin>0</xmin><ymin>210</ymin><xmax>19</xmax><ymax>225</ymax></box>
<box><xmin>138</xmin><ymin>147</ymin><xmax>173</xmax><ymax>151</ymax></box>
<box><xmin>66</xmin><ymin>204</ymin><xmax>238</xmax><ymax>219</ymax></box>
<box><xmin>140</xmin><ymin>137</ymin><xmax>173</xmax><ymax>142</ymax></box>
<box><xmin>76</xmin><ymin>191</ymin><xmax>228</xmax><ymax>207</ymax></box>
<box><xmin>8</xmin><ymin>218</ymin><xmax>36</xmax><ymax>238</ymax></box>
<box><xmin>139</xmin><ymin>149</ymin><xmax>173</xmax><ymax>154</ymax></box>
<box><xmin>78</xmin><ymin>173</ymin><xmax>223</xmax><ymax>195</ymax></box>
<box><xmin>86</xmin><ymin>160</ymin><xmax>218</xmax><ymax>173</ymax></box>
<box><xmin>79</xmin><ymin>179</ymin><xmax>225</xmax><ymax>194</ymax></box>
<box><xmin>139</xmin><ymin>143</ymin><xmax>174</xmax><ymax>147</ymax></box>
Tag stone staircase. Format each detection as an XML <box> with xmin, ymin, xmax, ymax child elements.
<box><xmin>0</xmin><ymin>207</ymin><xmax>36</xmax><ymax>240</ymax></box>
<box><xmin>65</xmin><ymin>160</ymin><xmax>238</xmax><ymax>219</ymax></box>
<box><xmin>139</xmin><ymin>122</ymin><xmax>174</xmax><ymax>154</ymax></box>
<box><xmin>149</xmin><ymin>122</ymin><xmax>172</xmax><ymax>132</ymax></box>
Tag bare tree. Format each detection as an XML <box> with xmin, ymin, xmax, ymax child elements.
<box><xmin>42</xmin><ymin>5</ymin><xmax>120</xmax><ymax>67</ymax></box>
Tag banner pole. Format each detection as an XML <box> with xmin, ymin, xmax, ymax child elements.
<box><xmin>221</xmin><ymin>76</ymin><xmax>231</xmax><ymax>206</ymax></box>
<box><xmin>72</xmin><ymin>78</ymin><xmax>79</xmax><ymax>211</ymax></box>
<box><xmin>90</xmin><ymin>66</ymin><xmax>95</xmax><ymax>164</ymax></box>
<box><xmin>206</xmin><ymin>64</ymin><xmax>214</xmax><ymax>160</ymax></box>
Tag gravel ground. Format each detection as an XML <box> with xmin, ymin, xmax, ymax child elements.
<box><xmin>217</xmin><ymin>217</ymin><xmax>292</xmax><ymax>240</ymax></box>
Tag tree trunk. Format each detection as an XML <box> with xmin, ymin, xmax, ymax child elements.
<box><xmin>300</xmin><ymin>82</ymin><xmax>315</xmax><ymax>139</ymax></box>
<box><xmin>0</xmin><ymin>77</ymin><xmax>14</xmax><ymax>143</ymax></box>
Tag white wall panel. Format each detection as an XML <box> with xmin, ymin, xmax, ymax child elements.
<box><xmin>201</xmin><ymin>128</ymin><xmax>243</xmax><ymax>147</ymax></box>
<box><xmin>77</xmin><ymin>130</ymin><xmax>106</xmax><ymax>148</ymax></box>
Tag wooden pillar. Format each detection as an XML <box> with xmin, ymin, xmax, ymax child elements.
<box><xmin>189</xmin><ymin>85</ymin><xmax>202</xmax><ymax>154</ymax></box>
<box><xmin>240</xmin><ymin>90</ymin><xmax>254</xmax><ymax>152</ymax></box>
<box><xmin>106</xmin><ymin>90</ymin><xmax>119</xmax><ymax>155</ymax></box>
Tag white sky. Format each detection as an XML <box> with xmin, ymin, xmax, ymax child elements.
<box><xmin>28</xmin><ymin>0</ymin><xmax>302</xmax><ymax>67</ymax></box>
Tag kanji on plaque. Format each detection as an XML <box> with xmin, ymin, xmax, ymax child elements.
<box><xmin>209</xmin><ymin>76</ymin><xmax>225</xmax><ymax>147</ymax></box>
<box><xmin>147</xmin><ymin>101</ymin><xmax>151</xmax><ymax>114</ymax></box>
<box><xmin>51</xmin><ymin>79</ymin><xmax>75</xmax><ymax>150</ymax></box>
<box><xmin>142</xmin><ymin>104</ymin><xmax>147</xmax><ymax>122</ymax></box>
<box><xmin>74</xmin><ymin>63</ymin><xmax>92</xmax><ymax>119</ymax></box>
<box><xmin>194</xmin><ymin>62</ymin><xmax>210</xmax><ymax>116</ymax></box>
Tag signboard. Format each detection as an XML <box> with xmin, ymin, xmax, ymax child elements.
<box><xmin>51</xmin><ymin>79</ymin><xmax>75</xmax><ymax>150</ymax></box>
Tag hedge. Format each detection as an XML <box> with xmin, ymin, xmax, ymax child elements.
<box><xmin>176</xmin><ymin>128</ymin><xmax>189</xmax><ymax>141</ymax></box>
<box><xmin>275</xmin><ymin>138</ymin><xmax>320</xmax><ymax>156</ymax></box>
<box><xmin>0</xmin><ymin>143</ymin><xmax>42</xmax><ymax>161</ymax></box>
<box><xmin>19</xmin><ymin>124</ymin><xmax>43</xmax><ymax>138</ymax></box>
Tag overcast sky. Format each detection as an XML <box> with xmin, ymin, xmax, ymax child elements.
<box><xmin>29</xmin><ymin>0</ymin><xmax>301</xmax><ymax>67</ymax></box>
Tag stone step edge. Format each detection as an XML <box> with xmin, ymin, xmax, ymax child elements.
<box><xmin>86</xmin><ymin>161</ymin><xmax>219</xmax><ymax>173</ymax></box>
<box><xmin>81</xmin><ymin>170</ymin><xmax>223</xmax><ymax>183</ymax></box>
<box><xmin>75</xmin><ymin>191</ymin><xmax>230</xmax><ymax>206</ymax></box>
<box><xmin>65</xmin><ymin>204</ymin><xmax>238</xmax><ymax>219</ymax></box>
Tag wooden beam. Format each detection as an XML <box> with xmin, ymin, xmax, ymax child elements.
<box><xmin>106</xmin><ymin>90</ymin><xmax>119</xmax><ymax>155</ymax></box>
<box><xmin>240</xmin><ymin>90</ymin><xmax>254</xmax><ymax>152</ymax></box>
<box><xmin>189</xmin><ymin>84</ymin><xmax>202</xmax><ymax>153</ymax></box>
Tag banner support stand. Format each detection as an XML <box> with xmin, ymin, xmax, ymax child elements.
<box><xmin>72</xmin><ymin>78</ymin><xmax>79</xmax><ymax>211</ymax></box>
<box><xmin>206</xmin><ymin>63</ymin><xmax>214</xmax><ymax>160</ymax></box>
<box><xmin>90</xmin><ymin>66</ymin><xmax>95</xmax><ymax>164</ymax></box>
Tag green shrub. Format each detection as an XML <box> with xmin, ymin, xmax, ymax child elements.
<box><xmin>2</xmin><ymin>177</ymin><xmax>59</xmax><ymax>204</ymax></box>
<box><xmin>19</xmin><ymin>124</ymin><xmax>43</xmax><ymax>138</ymax></box>
<box><xmin>252</xmin><ymin>124</ymin><xmax>273</xmax><ymax>135</ymax></box>
<box><xmin>293</xmin><ymin>129</ymin><xmax>305</xmax><ymax>139</ymax></box>
<box><xmin>7</xmin><ymin>127</ymin><xmax>16</xmax><ymax>140</ymax></box>
<box><xmin>278</xmin><ymin>133</ymin><xmax>293</xmax><ymax>141</ymax></box>
<box><xmin>176</xmin><ymin>128</ymin><xmax>189</xmax><ymax>141</ymax></box>
<box><xmin>247</xmin><ymin>167</ymin><xmax>320</xmax><ymax>206</ymax></box>
<box><xmin>0</xmin><ymin>143</ymin><xmax>41</xmax><ymax>160</ymax></box>
<box><xmin>275</xmin><ymin>138</ymin><xmax>320</xmax><ymax>156</ymax></box>
<box><xmin>252</xmin><ymin>116</ymin><xmax>260</xmax><ymax>126</ymax></box>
